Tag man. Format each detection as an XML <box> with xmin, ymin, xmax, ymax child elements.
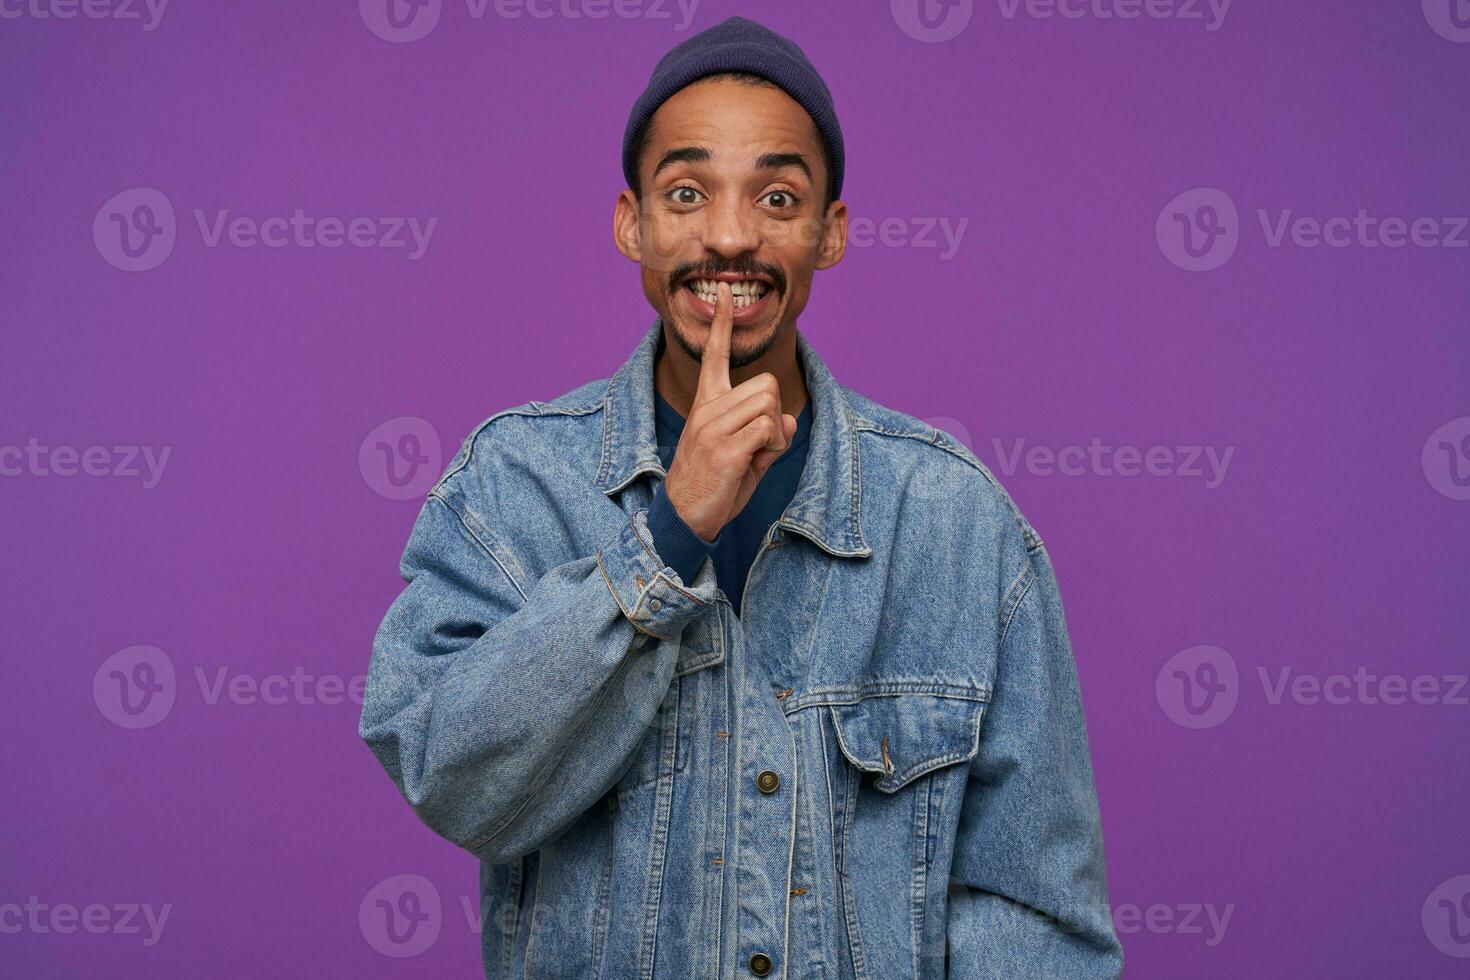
<box><xmin>360</xmin><ymin>16</ymin><xmax>1122</xmax><ymax>979</ymax></box>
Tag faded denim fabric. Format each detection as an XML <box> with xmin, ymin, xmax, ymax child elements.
<box><xmin>360</xmin><ymin>319</ymin><xmax>1124</xmax><ymax>979</ymax></box>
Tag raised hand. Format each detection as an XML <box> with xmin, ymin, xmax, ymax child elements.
<box><xmin>662</xmin><ymin>281</ymin><xmax>799</xmax><ymax>542</ymax></box>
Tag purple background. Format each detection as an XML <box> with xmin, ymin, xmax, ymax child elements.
<box><xmin>3</xmin><ymin>0</ymin><xmax>1468</xmax><ymax>976</ymax></box>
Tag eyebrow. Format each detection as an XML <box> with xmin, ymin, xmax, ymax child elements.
<box><xmin>651</xmin><ymin>146</ymin><xmax>711</xmax><ymax>181</ymax></box>
<box><xmin>650</xmin><ymin>146</ymin><xmax>813</xmax><ymax>184</ymax></box>
<box><xmin>754</xmin><ymin>152</ymin><xmax>813</xmax><ymax>184</ymax></box>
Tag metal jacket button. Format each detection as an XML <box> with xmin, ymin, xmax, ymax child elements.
<box><xmin>648</xmin><ymin>597</ymin><xmax>662</xmax><ymax>611</ymax></box>
<box><xmin>748</xmin><ymin>952</ymin><xmax>773</xmax><ymax>976</ymax></box>
<box><xmin>756</xmin><ymin>769</ymin><xmax>780</xmax><ymax>794</ymax></box>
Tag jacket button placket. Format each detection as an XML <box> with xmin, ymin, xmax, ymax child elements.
<box><xmin>729</xmin><ymin>615</ymin><xmax>798</xmax><ymax>980</ymax></box>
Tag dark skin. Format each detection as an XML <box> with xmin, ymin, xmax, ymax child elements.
<box><xmin>613</xmin><ymin>77</ymin><xmax>848</xmax><ymax>541</ymax></box>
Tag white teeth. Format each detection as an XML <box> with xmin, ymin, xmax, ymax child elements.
<box><xmin>687</xmin><ymin>278</ymin><xmax>769</xmax><ymax>307</ymax></box>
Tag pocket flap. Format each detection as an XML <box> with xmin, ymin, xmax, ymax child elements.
<box><xmin>828</xmin><ymin>690</ymin><xmax>988</xmax><ymax>792</ymax></box>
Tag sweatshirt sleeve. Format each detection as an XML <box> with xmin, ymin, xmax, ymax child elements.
<box><xmin>645</xmin><ymin>479</ymin><xmax>719</xmax><ymax>587</ymax></box>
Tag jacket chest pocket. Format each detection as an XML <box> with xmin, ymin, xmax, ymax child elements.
<box><xmin>821</xmin><ymin>689</ymin><xmax>988</xmax><ymax>980</ymax></box>
<box><xmin>829</xmin><ymin>690</ymin><xmax>987</xmax><ymax>790</ymax></box>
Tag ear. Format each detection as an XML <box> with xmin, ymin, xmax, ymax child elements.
<box><xmin>613</xmin><ymin>189</ymin><xmax>642</xmax><ymax>263</ymax></box>
<box><xmin>815</xmin><ymin>199</ymin><xmax>848</xmax><ymax>270</ymax></box>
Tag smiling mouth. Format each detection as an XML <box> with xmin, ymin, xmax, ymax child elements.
<box><xmin>682</xmin><ymin>278</ymin><xmax>772</xmax><ymax>309</ymax></box>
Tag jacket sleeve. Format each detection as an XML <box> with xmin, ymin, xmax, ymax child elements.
<box><xmin>358</xmin><ymin>486</ymin><xmax>720</xmax><ymax>864</ymax></box>
<box><xmin>946</xmin><ymin>544</ymin><xmax>1124</xmax><ymax>978</ymax></box>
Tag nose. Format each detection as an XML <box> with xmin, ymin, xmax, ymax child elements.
<box><xmin>703</xmin><ymin>196</ymin><xmax>760</xmax><ymax>259</ymax></box>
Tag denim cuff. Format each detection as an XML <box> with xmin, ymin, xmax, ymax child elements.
<box><xmin>646</xmin><ymin>482</ymin><xmax>718</xmax><ymax>588</ymax></box>
<box><xmin>596</xmin><ymin>506</ymin><xmax>718</xmax><ymax>641</ymax></box>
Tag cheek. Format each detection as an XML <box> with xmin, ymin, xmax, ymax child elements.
<box><xmin>638</xmin><ymin>214</ymin><xmax>700</xmax><ymax>275</ymax></box>
<box><xmin>640</xmin><ymin>266</ymin><xmax>671</xmax><ymax>307</ymax></box>
<box><xmin>762</xmin><ymin>213</ymin><xmax>826</xmax><ymax>255</ymax></box>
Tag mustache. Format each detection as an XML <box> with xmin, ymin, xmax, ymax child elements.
<box><xmin>669</xmin><ymin>259</ymin><xmax>785</xmax><ymax>296</ymax></box>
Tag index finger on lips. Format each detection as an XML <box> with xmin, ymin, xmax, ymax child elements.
<box><xmin>695</xmin><ymin>280</ymin><xmax>733</xmax><ymax>404</ymax></box>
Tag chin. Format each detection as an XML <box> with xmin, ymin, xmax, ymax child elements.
<box><xmin>665</xmin><ymin>308</ymin><xmax>782</xmax><ymax>369</ymax></box>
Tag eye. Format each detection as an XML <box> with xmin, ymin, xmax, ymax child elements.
<box><xmin>668</xmin><ymin>186</ymin><xmax>705</xmax><ymax>206</ymax></box>
<box><xmin>760</xmin><ymin>190</ymin><xmax>799</xmax><ymax>210</ymax></box>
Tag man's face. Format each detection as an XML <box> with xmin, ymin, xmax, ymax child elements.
<box><xmin>615</xmin><ymin>77</ymin><xmax>846</xmax><ymax>370</ymax></box>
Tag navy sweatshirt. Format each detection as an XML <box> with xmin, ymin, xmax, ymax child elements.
<box><xmin>646</xmin><ymin>388</ymin><xmax>813</xmax><ymax>618</ymax></box>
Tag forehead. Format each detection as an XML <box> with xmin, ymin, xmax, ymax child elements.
<box><xmin>645</xmin><ymin>77</ymin><xmax>823</xmax><ymax>169</ymax></box>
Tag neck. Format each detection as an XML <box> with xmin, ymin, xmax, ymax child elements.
<box><xmin>654</xmin><ymin>320</ymin><xmax>810</xmax><ymax>420</ymax></box>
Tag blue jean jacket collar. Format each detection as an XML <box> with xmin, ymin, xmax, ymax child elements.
<box><xmin>595</xmin><ymin>318</ymin><xmax>872</xmax><ymax>559</ymax></box>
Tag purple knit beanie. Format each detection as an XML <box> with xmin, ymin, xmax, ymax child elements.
<box><xmin>621</xmin><ymin>16</ymin><xmax>844</xmax><ymax>201</ymax></box>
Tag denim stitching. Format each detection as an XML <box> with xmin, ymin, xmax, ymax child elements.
<box><xmin>782</xmin><ymin>683</ymin><xmax>992</xmax><ymax>714</ymax></box>
<box><xmin>596</xmin><ymin>551</ymin><xmax>666</xmax><ymax>641</ymax></box>
<box><xmin>998</xmin><ymin>564</ymin><xmax>1037</xmax><ymax>652</ymax></box>
<box><xmin>429</xmin><ymin>492</ymin><xmax>529</xmax><ymax>603</ymax></box>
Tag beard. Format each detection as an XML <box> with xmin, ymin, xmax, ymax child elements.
<box><xmin>662</xmin><ymin>307</ymin><xmax>784</xmax><ymax>371</ymax></box>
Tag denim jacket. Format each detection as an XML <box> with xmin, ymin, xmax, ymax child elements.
<box><xmin>360</xmin><ymin>319</ymin><xmax>1123</xmax><ymax>979</ymax></box>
